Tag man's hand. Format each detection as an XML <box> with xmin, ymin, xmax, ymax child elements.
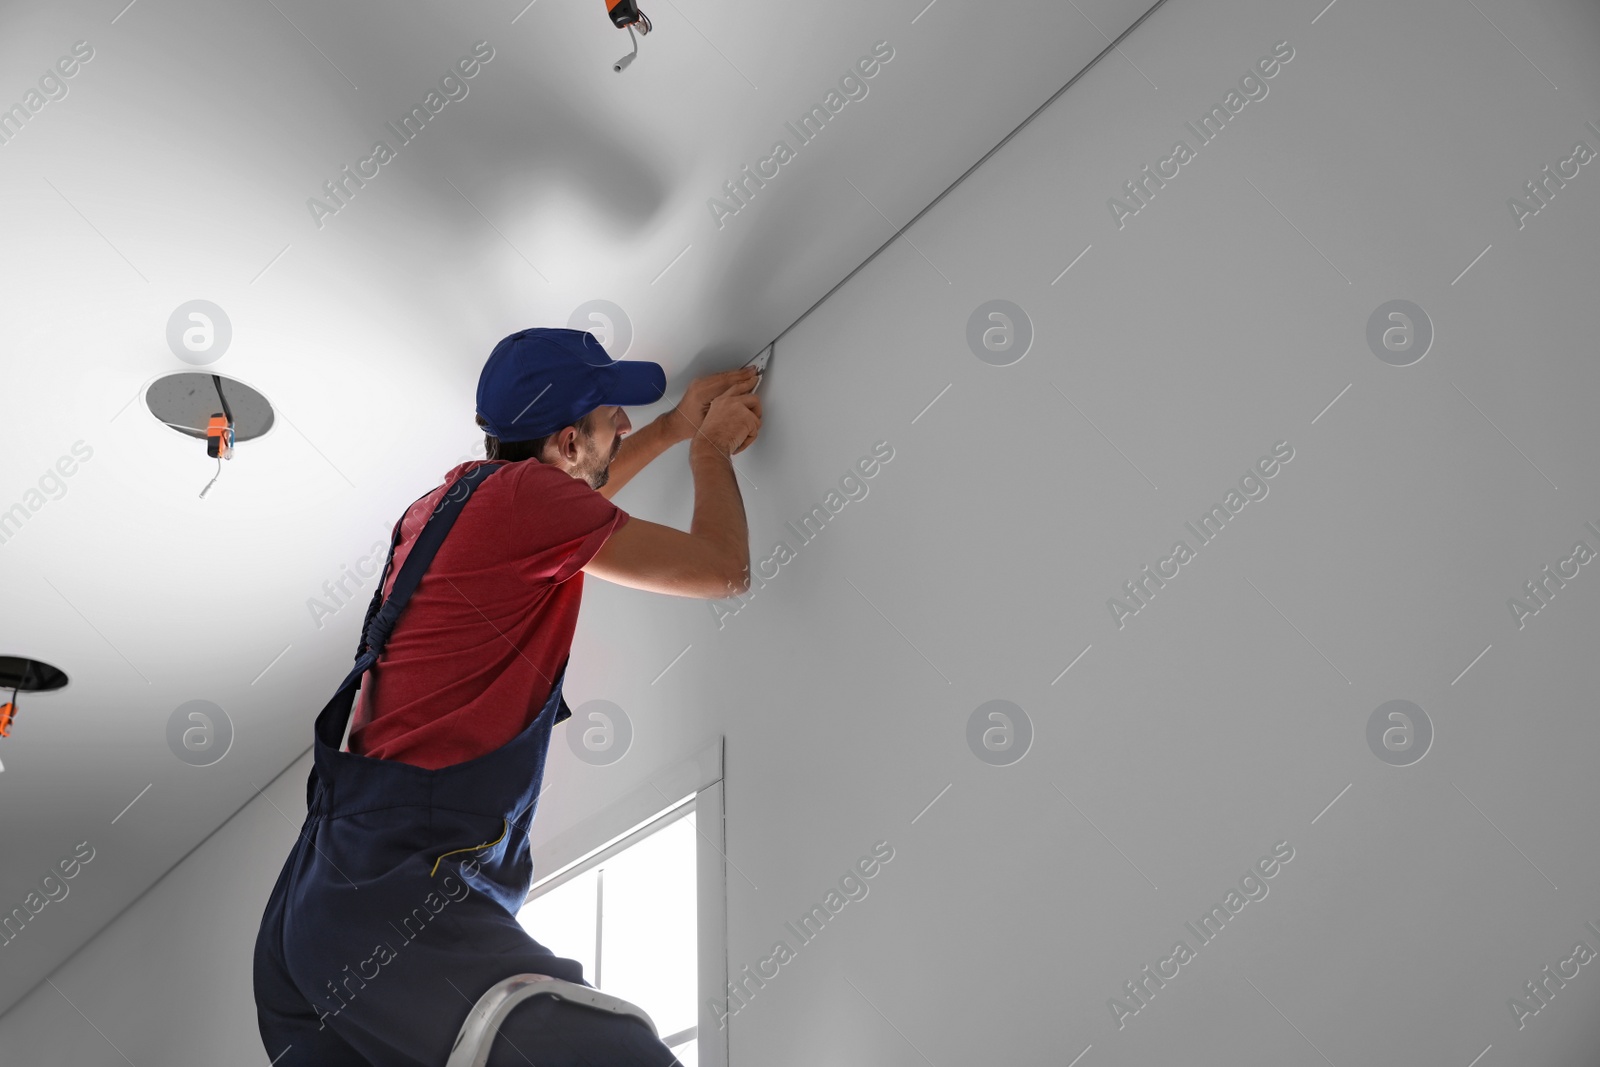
<box><xmin>665</xmin><ymin>366</ymin><xmax>760</xmax><ymax>445</ymax></box>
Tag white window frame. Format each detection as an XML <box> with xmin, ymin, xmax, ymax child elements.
<box><xmin>525</xmin><ymin>738</ymin><xmax>728</xmax><ymax>1067</ymax></box>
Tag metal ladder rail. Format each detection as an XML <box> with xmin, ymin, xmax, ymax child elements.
<box><xmin>447</xmin><ymin>973</ymin><xmax>662</xmax><ymax>1067</ymax></box>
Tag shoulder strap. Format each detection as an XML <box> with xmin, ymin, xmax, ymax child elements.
<box><xmin>314</xmin><ymin>462</ymin><xmax>511</xmax><ymax>758</ymax></box>
<box><xmin>356</xmin><ymin>515</ymin><xmax>409</xmax><ymax>663</ymax></box>
<box><xmin>357</xmin><ymin>462</ymin><xmax>504</xmax><ymax>663</ymax></box>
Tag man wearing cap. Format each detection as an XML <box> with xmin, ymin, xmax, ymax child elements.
<box><xmin>254</xmin><ymin>328</ymin><xmax>762</xmax><ymax>1066</ymax></box>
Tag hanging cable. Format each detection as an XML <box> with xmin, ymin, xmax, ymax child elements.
<box><xmin>607</xmin><ymin>0</ymin><xmax>649</xmax><ymax>71</ymax></box>
<box><xmin>615</xmin><ymin>24</ymin><xmax>640</xmax><ymax>72</ymax></box>
<box><xmin>199</xmin><ymin>457</ymin><xmax>223</xmax><ymax>499</ymax></box>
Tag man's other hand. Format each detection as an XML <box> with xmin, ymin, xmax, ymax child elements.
<box><xmin>666</xmin><ymin>366</ymin><xmax>760</xmax><ymax>444</ymax></box>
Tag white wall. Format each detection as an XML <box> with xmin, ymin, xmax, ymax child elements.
<box><xmin>7</xmin><ymin>0</ymin><xmax>1600</xmax><ymax>1064</ymax></box>
<box><xmin>0</xmin><ymin>751</ymin><xmax>310</xmax><ymax>1065</ymax></box>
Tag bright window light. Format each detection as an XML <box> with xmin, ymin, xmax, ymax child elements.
<box><xmin>517</xmin><ymin>803</ymin><xmax>699</xmax><ymax>1062</ymax></box>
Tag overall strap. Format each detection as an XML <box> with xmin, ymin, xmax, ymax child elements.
<box><xmin>356</xmin><ymin>513</ymin><xmax>410</xmax><ymax>662</ymax></box>
<box><xmin>316</xmin><ymin>462</ymin><xmax>505</xmax><ymax>749</ymax></box>
<box><xmin>363</xmin><ymin>462</ymin><xmax>504</xmax><ymax>661</ymax></box>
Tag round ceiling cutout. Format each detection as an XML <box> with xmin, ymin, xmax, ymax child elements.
<box><xmin>0</xmin><ymin>656</ymin><xmax>69</xmax><ymax>692</ymax></box>
<box><xmin>145</xmin><ymin>372</ymin><xmax>275</xmax><ymax>442</ymax></box>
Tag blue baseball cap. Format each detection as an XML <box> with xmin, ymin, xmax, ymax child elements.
<box><xmin>477</xmin><ymin>327</ymin><xmax>666</xmax><ymax>443</ymax></box>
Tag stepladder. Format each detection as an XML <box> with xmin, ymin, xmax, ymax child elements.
<box><xmin>447</xmin><ymin>973</ymin><xmax>663</xmax><ymax>1067</ymax></box>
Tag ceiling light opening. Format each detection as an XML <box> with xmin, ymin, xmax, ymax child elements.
<box><xmin>0</xmin><ymin>656</ymin><xmax>69</xmax><ymax>767</ymax></box>
<box><xmin>144</xmin><ymin>372</ymin><xmax>275</xmax><ymax>497</ymax></box>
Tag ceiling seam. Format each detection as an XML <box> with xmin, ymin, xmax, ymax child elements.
<box><xmin>761</xmin><ymin>0</ymin><xmax>1175</xmax><ymax>356</ymax></box>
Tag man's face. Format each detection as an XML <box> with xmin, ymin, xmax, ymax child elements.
<box><xmin>579</xmin><ymin>405</ymin><xmax>631</xmax><ymax>490</ymax></box>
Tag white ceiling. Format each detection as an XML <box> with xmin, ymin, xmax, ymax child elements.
<box><xmin>0</xmin><ymin>0</ymin><xmax>1161</xmax><ymax>1018</ymax></box>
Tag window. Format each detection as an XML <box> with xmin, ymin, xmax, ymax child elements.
<box><xmin>517</xmin><ymin>795</ymin><xmax>702</xmax><ymax>1064</ymax></box>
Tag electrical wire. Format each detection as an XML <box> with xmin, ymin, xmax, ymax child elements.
<box><xmin>212</xmin><ymin>374</ymin><xmax>233</xmax><ymax>424</ymax></box>
<box><xmin>199</xmin><ymin>457</ymin><xmax>222</xmax><ymax>499</ymax></box>
<box><xmin>615</xmin><ymin>24</ymin><xmax>640</xmax><ymax>72</ymax></box>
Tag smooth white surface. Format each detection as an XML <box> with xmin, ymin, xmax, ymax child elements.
<box><xmin>5</xmin><ymin>0</ymin><xmax>1600</xmax><ymax>1064</ymax></box>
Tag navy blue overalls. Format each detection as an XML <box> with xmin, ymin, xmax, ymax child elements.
<box><xmin>254</xmin><ymin>462</ymin><xmax>681</xmax><ymax>1066</ymax></box>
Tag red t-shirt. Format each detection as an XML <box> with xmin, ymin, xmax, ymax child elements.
<box><xmin>347</xmin><ymin>459</ymin><xmax>629</xmax><ymax>770</ymax></box>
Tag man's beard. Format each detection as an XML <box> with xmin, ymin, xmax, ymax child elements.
<box><xmin>588</xmin><ymin>438</ymin><xmax>618</xmax><ymax>490</ymax></box>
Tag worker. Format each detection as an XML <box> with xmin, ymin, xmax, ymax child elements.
<box><xmin>253</xmin><ymin>327</ymin><xmax>762</xmax><ymax>1066</ymax></box>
